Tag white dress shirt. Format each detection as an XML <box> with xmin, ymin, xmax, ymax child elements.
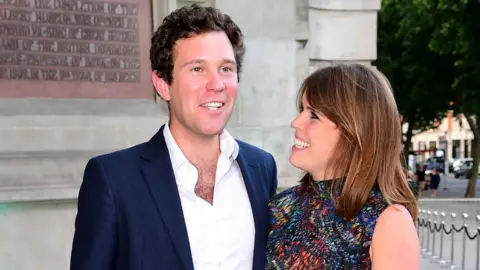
<box><xmin>163</xmin><ymin>122</ymin><xmax>255</xmax><ymax>270</ymax></box>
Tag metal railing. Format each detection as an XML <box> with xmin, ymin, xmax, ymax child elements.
<box><xmin>417</xmin><ymin>209</ymin><xmax>480</xmax><ymax>269</ymax></box>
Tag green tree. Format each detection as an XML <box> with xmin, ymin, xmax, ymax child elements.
<box><xmin>421</xmin><ymin>0</ymin><xmax>480</xmax><ymax>197</ymax></box>
<box><xmin>375</xmin><ymin>0</ymin><xmax>456</xmax><ymax>161</ymax></box>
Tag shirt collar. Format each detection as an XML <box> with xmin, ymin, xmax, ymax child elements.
<box><xmin>163</xmin><ymin>121</ymin><xmax>239</xmax><ymax>172</ymax></box>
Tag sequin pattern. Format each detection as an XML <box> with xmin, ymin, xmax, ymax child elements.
<box><xmin>266</xmin><ymin>180</ymin><xmax>388</xmax><ymax>270</ymax></box>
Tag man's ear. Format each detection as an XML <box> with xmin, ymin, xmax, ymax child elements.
<box><xmin>152</xmin><ymin>71</ymin><xmax>171</xmax><ymax>101</ymax></box>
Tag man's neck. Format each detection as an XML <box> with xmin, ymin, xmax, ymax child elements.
<box><xmin>168</xmin><ymin>121</ymin><xmax>221</xmax><ymax>164</ymax></box>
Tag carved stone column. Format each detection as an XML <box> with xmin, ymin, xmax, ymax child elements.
<box><xmin>307</xmin><ymin>0</ymin><xmax>381</xmax><ymax>71</ymax></box>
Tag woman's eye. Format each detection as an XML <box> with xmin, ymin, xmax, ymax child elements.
<box><xmin>310</xmin><ymin>111</ymin><xmax>319</xmax><ymax>119</ymax></box>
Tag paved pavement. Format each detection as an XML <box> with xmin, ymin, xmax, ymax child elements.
<box><xmin>418</xmin><ymin>174</ymin><xmax>480</xmax><ymax>199</ymax></box>
<box><xmin>417</xmin><ymin>175</ymin><xmax>480</xmax><ymax>270</ymax></box>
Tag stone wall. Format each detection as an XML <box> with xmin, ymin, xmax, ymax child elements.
<box><xmin>0</xmin><ymin>200</ymin><xmax>77</xmax><ymax>269</ymax></box>
<box><xmin>0</xmin><ymin>0</ymin><xmax>381</xmax><ymax>269</ymax></box>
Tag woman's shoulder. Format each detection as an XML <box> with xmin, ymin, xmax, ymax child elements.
<box><xmin>267</xmin><ymin>184</ymin><xmax>305</xmax><ymax>232</ymax></box>
<box><xmin>362</xmin><ymin>185</ymin><xmax>390</xmax><ymax>215</ymax></box>
<box><xmin>269</xmin><ymin>184</ymin><xmax>303</xmax><ymax>210</ymax></box>
<box><xmin>363</xmin><ymin>185</ymin><xmax>416</xmax><ymax>225</ymax></box>
<box><xmin>270</xmin><ymin>184</ymin><xmax>300</xmax><ymax>202</ymax></box>
<box><xmin>370</xmin><ymin>203</ymin><xmax>420</xmax><ymax>268</ymax></box>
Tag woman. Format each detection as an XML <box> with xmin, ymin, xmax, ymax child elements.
<box><xmin>266</xmin><ymin>64</ymin><xmax>419</xmax><ymax>269</ymax></box>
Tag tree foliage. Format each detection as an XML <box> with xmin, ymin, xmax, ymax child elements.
<box><xmin>377</xmin><ymin>0</ymin><xmax>480</xmax><ymax>197</ymax></box>
<box><xmin>419</xmin><ymin>0</ymin><xmax>480</xmax><ymax>197</ymax></box>
<box><xmin>375</xmin><ymin>0</ymin><xmax>456</xmax><ymax>156</ymax></box>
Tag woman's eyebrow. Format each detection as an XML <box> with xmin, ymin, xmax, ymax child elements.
<box><xmin>306</xmin><ymin>105</ymin><xmax>320</xmax><ymax>114</ymax></box>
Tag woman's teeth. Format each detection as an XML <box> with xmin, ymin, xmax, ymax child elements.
<box><xmin>294</xmin><ymin>138</ymin><xmax>310</xmax><ymax>149</ymax></box>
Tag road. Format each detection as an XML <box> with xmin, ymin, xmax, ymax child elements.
<box><xmin>418</xmin><ymin>174</ymin><xmax>480</xmax><ymax>199</ymax></box>
<box><xmin>417</xmin><ymin>175</ymin><xmax>480</xmax><ymax>270</ymax></box>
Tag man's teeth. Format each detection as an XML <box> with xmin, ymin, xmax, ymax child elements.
<box><xmin>202</xmin><ymin>102</ymin><xmax>223</xmax><ymax>111</ymax></box>
<box><xmin>294</xmin><ymin>138</ymin><xmax>310</xmax><ymax>149</ymax></box>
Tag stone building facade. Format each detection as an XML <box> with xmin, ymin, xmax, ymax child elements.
<box><xmin>0</xmin><ymin>0</ymin><xmax>381</xmax><ymax>268</ymax></box>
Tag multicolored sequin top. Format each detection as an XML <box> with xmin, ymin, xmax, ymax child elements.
<box><xmin>265</xmin><ymin>179</ymin><xmax>389</xmax><ymax>270</ymax></box>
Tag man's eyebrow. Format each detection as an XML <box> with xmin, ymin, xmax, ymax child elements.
<box><xmin>182</xmin><ymin>59</ymin><xmax>205</xmax><ymax>67</ymax></box>
<box><xmin>223</xmin><ymin>59</ymin><xmax>237</xmax><ymax>65</ymax></box>
<box><xmin>181</xmin><ymin>58</ymin><xmax>237</xmax><ymax>67</ymax></box>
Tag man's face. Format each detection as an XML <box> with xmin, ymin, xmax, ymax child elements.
<box><xmin>153</xmin><ymin>31</ymin><xmax>238</xmax><ymax>138</ymax></box>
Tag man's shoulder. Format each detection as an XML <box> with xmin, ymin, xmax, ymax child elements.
<box><xmin>236</xmin><ymin>139</ymin><xmax>273</xmax><ymax>159</ymax></box>
<box><xmin>91</xmin><ymin>141</ymin><xmax>149</xmax><ymax>167</ymax></box>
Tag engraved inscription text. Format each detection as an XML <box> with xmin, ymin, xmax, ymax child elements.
<box><xmin>0</xmin><ymin>0</ymin><xmax>140</xmax><ymax>83</ymax></box>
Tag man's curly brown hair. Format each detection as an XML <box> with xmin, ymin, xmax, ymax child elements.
<box><xmin>150</xmin><ymin>4</ymin><xmax>246</xmax><ymax>85</ymax></box>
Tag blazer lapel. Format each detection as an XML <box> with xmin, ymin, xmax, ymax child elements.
<box><xmin>236</xmin><ymin>149</ymin><xmax>264</xmax><ymax>269</ymax></box>
<box><xmin>140</xmin><ymin>126</ymin><xmax>194</xmax><ymax>270</ymax></box>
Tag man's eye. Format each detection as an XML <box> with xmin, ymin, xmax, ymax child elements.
<box><xmin>192</xmin><ymin>67</ymin><xmax>202</xmax><ymax>72</ymax></box>
<box><xmin>222</xmin><ymin>67</ymin><xmax>233</xmax><ymax>72</ymax></box>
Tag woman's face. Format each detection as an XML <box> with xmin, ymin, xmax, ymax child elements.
<box><xmin>289</xmin><ymin>94</ymin><xmax>342</xmax><ymax>180</ymax></box>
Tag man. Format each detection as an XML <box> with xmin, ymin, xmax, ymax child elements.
<box><xmin>70</xmin><ymin>4</ymin><xmax>278</xmax><ymax>270</ymax></box>
<box><xmin>415</xmin><ymin>164</ymin><xmax>426</xmax><ymax>197</ymax></box>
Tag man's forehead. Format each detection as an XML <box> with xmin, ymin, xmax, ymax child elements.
<box><xmin>173</xmin><ymin>32</ymin><xmax>235</xmax><ymax>60</ymax></box>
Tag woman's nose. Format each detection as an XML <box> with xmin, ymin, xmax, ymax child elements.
<box><xmin>291</xmin><ymin>114</ymin><xmax>302</xmax><ymax>129</ymax></box>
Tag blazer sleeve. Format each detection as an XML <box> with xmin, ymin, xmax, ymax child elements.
<box><xmin>269</xmin><ymin>154</ymin><xmax>278</xmax><ymax>197</ymax></box>
<box><xmin>70</xmin><ymin>158</ymin><xmax>117</xmax><ymax>270</ymax></box>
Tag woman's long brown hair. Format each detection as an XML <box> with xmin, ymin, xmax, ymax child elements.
<box><xmin>298</xmin><ymin>63</ymin><xmax>418</xmax><ymax>220</ymax></box>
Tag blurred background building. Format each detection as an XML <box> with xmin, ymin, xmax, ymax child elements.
<box><xmin>411</xmin><ymin>112</ymin><xmax>475</xmax><ymax>163</ymax></box>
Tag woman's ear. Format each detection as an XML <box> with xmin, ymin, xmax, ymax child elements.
<box><xmin>152</xmin><ymin>71</ymin><xmax>171</xmax><ymax>101</ymax></box>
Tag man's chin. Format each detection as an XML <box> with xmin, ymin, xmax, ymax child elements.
<box><xmin>193</xmin><ymin>122</ymin><xmax>228</xmax><ymax>137</ymax></box>
<box><xmin>197</xmin><ymin>115</ymin><xmax>232</xmax><ymax>132</ymax></box>
<box><xmin>200</xmin><ymin>126</ymin><xmax>227</xmax><ymax>137</ymax></box>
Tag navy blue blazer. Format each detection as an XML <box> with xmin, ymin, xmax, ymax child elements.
<box><xmin>70</xmin><ymin>125</ymin><xmax>278</xmax><ymax>270</ymax></box>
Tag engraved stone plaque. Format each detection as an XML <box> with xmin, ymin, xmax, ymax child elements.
<box><xmin>0</xmin><ymin>0</ymin><xmax>152</xmax><ymax>98</ymax></box>
<box><xmin>177</xmin><ymin>0</ymin><xmax>214</xmax><ymax>8</ymax></box>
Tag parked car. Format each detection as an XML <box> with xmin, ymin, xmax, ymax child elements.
<box><xmin>452</xmin><ymin>158</ymin><xmax>473</xmax><ymax>172</ymax></box>
<box><xmin>454</xmin><ymin>160</ymin><xmax>480</xmax><ymax>178</ymax></box>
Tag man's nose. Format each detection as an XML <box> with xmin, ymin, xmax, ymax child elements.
<box><xmin>206</xmin><ymin>71</ymin><xmax>225</xmax><ymax>92</ymax></box>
